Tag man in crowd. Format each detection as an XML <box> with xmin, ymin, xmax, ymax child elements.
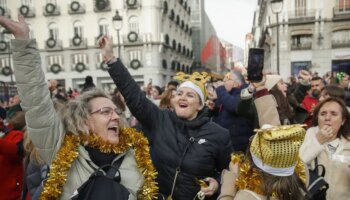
<box><xmin>212</xmin><ymin>71</ymin><xmax>253</xmax><ymax>152</ymax></box>
<box><xmin>339</xmin><ymin>73</ymin><xmax>350</xmax><ymax>107</ymax></box>
<box><xmin>301</xmin><ymin>76</ymin><xmax>325</xmax><ymax>126</ymax></box>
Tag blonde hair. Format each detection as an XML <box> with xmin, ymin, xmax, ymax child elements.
<box><xmin>23</xmin><ymin>132</ymin><xmax>45</xmax><ymax>164</ymax></box>
<box><xmin>61</xmin><ymin>89</ymin><xmax>126</xmax><ymax>135</ymax></box>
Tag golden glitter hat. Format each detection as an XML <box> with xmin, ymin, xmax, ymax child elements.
<box><xmin>173</xmin><ymin>72</ymin><xmax>211</xmax><ymax>104</ymax></box>
<box><xmin>250</xmin><ymin>124</ymin><xmax>306</xmax><ymax>176</ymax></box>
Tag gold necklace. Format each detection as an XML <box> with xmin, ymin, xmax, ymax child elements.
<box><xmin>39</xmin><ymin>128</ymin><xmax>158</xmax><ymax>200</ymax></box>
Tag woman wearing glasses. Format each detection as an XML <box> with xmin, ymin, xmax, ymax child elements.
<box><xmin>99</xmin><ymin>35</ymin><xmax>233</xmax><ymax>200</ymax></box>
<box><xmin>1</xmin><ymin>16</ymin><xmax>156</xmax><ymax>199</ymax></box>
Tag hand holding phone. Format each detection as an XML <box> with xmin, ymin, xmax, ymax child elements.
<box><xmin>247</xmin><ymin>48</ymin><xmax>264</xmax><ymax>82</ymax></box>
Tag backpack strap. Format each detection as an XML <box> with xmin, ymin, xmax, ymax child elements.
<box><xmin>106</xmin><ymin>155</ymin><xmax>125</xmax><ymax>182</ymax></box>
<box><xmin>314</xmin><ymin>157</ymin><xmax>326</xmax><ymax>177</ymax></box>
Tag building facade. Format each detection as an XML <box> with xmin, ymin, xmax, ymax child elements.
<box><xmin>0</xmin><ymin>0</ymin><xmax>194</xmax><ymax>90</ymax></box>
<box><xmin>190</xmin><ymin>0</ymin><xmax>219</xmax><ymax>72</ymax></box>
<box><xmin>252</xmin><ymin>0</ymin><xmax>350</xmax><ymax>78</ymax></box>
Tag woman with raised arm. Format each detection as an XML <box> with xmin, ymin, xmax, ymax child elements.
<box><xmin>100</xmin><ymin>35</ymin><xmax>233</xmax><ymax>200</ymax></box>
<box><xmin>1</xmin><ymin>15</ymin><xmax>157</xmax><ymax>200</ymax></box>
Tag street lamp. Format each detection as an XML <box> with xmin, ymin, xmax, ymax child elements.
<box><xmin>270</xmin><ymin>0</ymin><xmax>283</xmax><ymax>74</ymax></box>
<box><xmin>2</xmin><ymin>29</ymin><xmax>13</xmax><ymax>84</ymax></box>
<box><xmin>112</xmin><ymin>10</ymin><xmax>123</xmax><ymax>58</ymax></box>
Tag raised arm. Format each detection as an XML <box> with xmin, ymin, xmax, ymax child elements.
<box><xmin>0</xmin><ymin>15</ymin><xmax>64</xmax><ymax>164</ymax></box>
<box><xmin>99</xmin><ymin>35</ymin><xmax>161</xmax><ymax>131</ymax></box>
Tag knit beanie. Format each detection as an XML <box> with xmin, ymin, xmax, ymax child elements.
<box><xmin>265</xmin><ymin>74</ymin><xmax>283</xmax><ymax>91</ymax></box>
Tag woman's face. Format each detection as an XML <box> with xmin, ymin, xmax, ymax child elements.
<box><xmin>318</xmin><ymin>101</ymin><xmax>345</xmax><ymax>136</ymax></box>
<box><xmin>319</xmin><ymin>90</ymin><xmax>329</xmax><ymax>102</ymax></box>
<box><xmin>173</xmin><ymin>87</ymin><xmax>202</xmax><ymax>120</ymax></box>
<box><xmin>151</xmin><ymin>87</ymin><xmax>161</xmax><ymax>100</ymax></box>
<box><xmin>277</xmin><ymin>80</ymin><xmax>287</xmax><ymax>96</ymax></box>
<box><xmin>88</xmin><ymin>97</ymin><xmax>121</xmax><ymax>144</ymax></box>
<box><xmin>9</xmin><ymin>95</ymin><xmax>20</xmax><ymax>106</ymax></box>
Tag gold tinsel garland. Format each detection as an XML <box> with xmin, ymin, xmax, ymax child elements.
<box><xmin>233</xmin><ymin>155</ymin><xmax>307</xmax><ymax>197</ymax></box>
<box><xmin>39</xmin><ymin>128</ymin><xmax>158</xmax><ymax>200</ymax></box>
<box><xmin>39</xmin><ymin>134</ymin><xmax>80</xmax><ymax>200</ymax></box>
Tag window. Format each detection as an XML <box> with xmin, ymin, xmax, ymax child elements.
<box><xmin>28</xmin><ymin>24</ymin><xmax>34</xmax><ymax>39</ymax></box>
<box><xmin>129</xmin><ymin>50</ymin><xmax>141</xmax><ymax>61</ymax></box>
<box><xmin>332</xmin><ymin>60</ymin><xmax>350</xmax><ymax>75</ymax></box>
<box><xmin>98</xmin><ymin>18</ymin><xmax>109</xmax><ymax>36</ymax></box>
<box><xmin>48</xmin><ymin>55</ymin><xmax>63</xmax><ymax>66</ymax></box>
<box><xmin>0</xmin><ymin>0</ymin><xmax>7</xmax><ymax>8</ymax></box>
<box><xmin>291</xmin><ymin>35</ymin><xmax>312</xmax><ymax>50</ymax></box>
<box><xmin>295</xmin><ymin>0</ymin><xmax>306</xmax><ymax>16</ymax></box>
<box><xmin>128</xmin><ymin>16</ymin><xmax>139</xmax><ymax>33</ymax></box>
<box><xmin>72</xmin><ymin>53</ymin><xmax>87</xmax><ymax>64</ymax></box>
<box><xmin>165</xmin><ymin>34</ymin><xmax>170</xmax><ymax>45</ymax></box>
<box><xmin>0</xmin><ymin>58</ymin><xmax>10</xmax><ymax>68</ymax></box>
<box><xmin>172</xmin><ymin>39</ymin><xmax>176</xmax><ymax>49</ymax></box>
<box><xmin>21</xmin><ymin>0</ymin><xmax>33</xmax><ymax>6</ymax></box>
<box><xmin>291</xmin><ymin>61</ymin><xmax>311</xmax><ymax>76</ymax></box>
<box><xmin>0</xmin><ymin>28</ymin><xmax>10</xmax><ymax>41</ymax></box>
<box><xmin>46</xmin><ymin>0</ymin><xmax>57</xmax><ymax>4</ymax></box>
<box><xmin>97</xmin><ymin>53</ymin><xmax>104</xmax><ymax>64</ymax></box>
<box><xmin>73</xmin><ymin>20</ymin><xmax>83</xmax><ymax>37</ymax></box>
<box><xmin>332</xmin><ymin>29</ymin><xmax>350</xmax><ymax>46</ymax></box>
<box><xmin>337</xmin><ymin>0</ymin><xmax>350</xmax><ymax>11</ymax></box>
<box><xmin>48</xmin><ymin>22</ymin><xmax>58</xmax><ymax>39</ymax></box>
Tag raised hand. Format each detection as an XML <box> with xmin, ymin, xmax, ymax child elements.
<box><xmin>299</xmin><ymin>70</ymin><xmax>311</xmax><ymax>81</ymax></box>
<box><xmin>316</xmin><ymin>125</ymin><xmax>336</xmax><ymax>144</ymax></box>
<box><xmin>98</xmin><ymin>35</ymin><xmax>114</xmax><ymax>62</ymax></box>
<box><xmin>0</xmin><ymin>15</ymin><xmax>29</xmax><ymax>40</ymax></box>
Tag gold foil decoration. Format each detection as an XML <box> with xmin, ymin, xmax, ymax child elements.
<box><xmin>196</xmin><ymin>178</ymin><xmax>208</xmax><ymax>188</ymax></box>
<box><xmin>40</xmin><ymin>128</ymin><xmax>158</xmax><ymax>200</ymax></box>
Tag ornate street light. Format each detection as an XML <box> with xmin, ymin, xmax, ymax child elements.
<box><xmin>270</xmin><ymin>0</ymin><xmax>283</xmax><ymax>74</ymax></box>
<box><xmin>112</xmin><ymin>10</ymin><xmax>123</xmax><ymax>58</ymax></box>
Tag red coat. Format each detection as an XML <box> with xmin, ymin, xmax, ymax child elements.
<box><xmin>0</xmin><ymin>125</ymin><xmax>24</xmax><ymax>200</ymax></box>
<box><xmin>301</xmin><ymin>93</ymin><xmax>318</xmax><ymax>127</ymax></box>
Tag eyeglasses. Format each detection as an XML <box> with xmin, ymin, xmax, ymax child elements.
<box><xmin>90</xmin><ymin>107</ymin><xmax>123</xmax><ymax>116</ymax></box>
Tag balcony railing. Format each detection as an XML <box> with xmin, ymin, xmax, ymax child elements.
<box><xmin>288</xmin><ymin>9</ymin><xmax>316</xmax><ymax>23</ymax></box>
<box><xmin>43</xmin><ymin>4</ymin><xmax>60</xmax><ymax>16</ymax></box>
<box><xmin>333</xmin><ymin>6</ymin><xmax>350</xmax><ymax>20</ymax></box>
<box><xmin>69</xmin><ymin>38</ymin><xmax>87</xmax><ymax>49</ymax></box>
<box><xmin>45</xmin><ymin>39</ymin><xmax>63</xmax><ymax>51</ymax></box>
<box><xmin>68</xmin><ymin>2</ymin><xmax>86</xmax><ymax>14</ymax></box>
<box><xmin>291</xmin><ymin>43</ymin><xmax>312</xmax><ymax>50</ymax></box>
<box><xmin>332</xmin><ymin>39</ymin><xmax>350</xmax><ymax>48</ymax></box>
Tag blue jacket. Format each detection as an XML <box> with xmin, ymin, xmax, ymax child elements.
<box><xmin>213</xmin><ymin>85</ymin><xmax>254</xmax><ymax>152</ymax></box>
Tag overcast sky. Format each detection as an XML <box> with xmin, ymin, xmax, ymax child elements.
<box><xmin>205</xmin><ymin>0</ymin><xmax>258</xmax><ymax>49</ymax></box>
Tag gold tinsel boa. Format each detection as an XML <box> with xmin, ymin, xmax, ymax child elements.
<box><xmin>39</xmin><ymin>128</ymin><xmax>158</xmax><ymax>200</ymax></box>
<box><xmin>233</xmin><ymin>155</ymin><xmax>307</xmax><ymax>197</ymax></box>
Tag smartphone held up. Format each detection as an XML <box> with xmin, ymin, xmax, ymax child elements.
<box><xmin>247</xmin><ymin>48</ymin><xmax>264</xmax><ymax>82</ymax></box>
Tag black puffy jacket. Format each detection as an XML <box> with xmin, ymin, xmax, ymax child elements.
<box><xmin>108</xmin><ymin>60</ymin><xmax>233</xmax><ymax>200</ymax></box>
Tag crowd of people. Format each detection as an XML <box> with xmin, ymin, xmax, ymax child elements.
<box><xmin>1</xmin><ymin>15</ymin><xmax>350</xmax><ymax>200</ymax></box>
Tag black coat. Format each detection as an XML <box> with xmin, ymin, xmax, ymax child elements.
<box><xmin>108</xmin><ymin>60</ymin><xmax>233</xmax><ymax>200</ymax></box>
